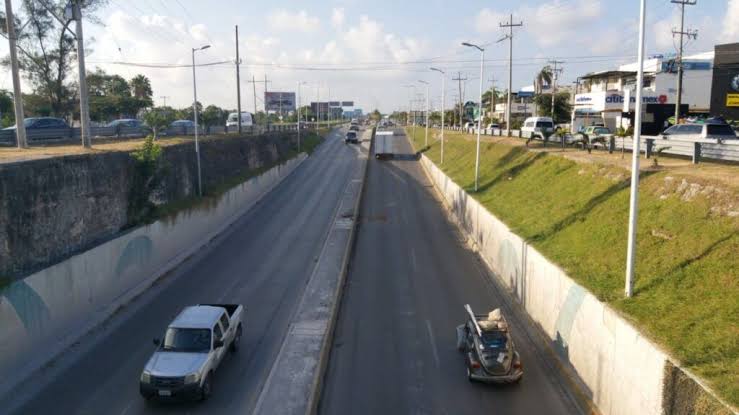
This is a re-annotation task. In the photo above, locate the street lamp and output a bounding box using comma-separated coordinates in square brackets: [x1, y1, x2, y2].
[402, 84, 416, 128]
[462, 42, 484, 192]
[625, 0, 648, 298]
[430, 67, 445, 164]
[418, 80, 430, 148]
[191, 44, 210, 197]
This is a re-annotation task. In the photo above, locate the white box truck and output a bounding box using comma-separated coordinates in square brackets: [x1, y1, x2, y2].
[374, 130, 396, 160]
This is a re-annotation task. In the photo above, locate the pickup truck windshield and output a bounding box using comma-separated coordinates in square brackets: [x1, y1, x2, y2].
[163, 328, 211, 352]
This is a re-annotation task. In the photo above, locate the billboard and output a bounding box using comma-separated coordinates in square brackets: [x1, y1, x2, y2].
[341, 101, 354, 107]
[329, 101, 341, 107]
[710, 43, 739, 118]
[265, 92, 296, 112]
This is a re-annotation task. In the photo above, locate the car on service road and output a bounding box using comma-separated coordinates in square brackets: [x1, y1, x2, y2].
[2, 117, 69, 131]
[660, 121, 737, 142]
[139, 304, 244, 401]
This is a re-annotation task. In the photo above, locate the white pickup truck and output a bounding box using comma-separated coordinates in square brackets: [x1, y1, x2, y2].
[139, 304, 244, 401]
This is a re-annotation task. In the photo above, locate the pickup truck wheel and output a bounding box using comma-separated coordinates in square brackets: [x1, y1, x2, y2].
[200, 374, 213, 401]
[466, 366, 474, 382]
[230, 325, 242, 352]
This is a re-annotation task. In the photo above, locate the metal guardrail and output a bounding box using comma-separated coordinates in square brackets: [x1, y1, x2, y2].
[421, 125, 739, 164]
[0, 123, 305, 146]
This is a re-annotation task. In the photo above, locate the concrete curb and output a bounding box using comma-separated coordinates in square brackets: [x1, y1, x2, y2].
[305, 127, 373, 415]
[0, 151, 311, 404]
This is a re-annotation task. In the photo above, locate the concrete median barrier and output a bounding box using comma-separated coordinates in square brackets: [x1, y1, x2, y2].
[0, 154, 306, 399]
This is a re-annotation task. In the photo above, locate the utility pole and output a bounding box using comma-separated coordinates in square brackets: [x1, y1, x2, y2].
[4, 0, 27, 148]
[73, 0, 91, 148]
[501, 15, 523, 136]
[431, 67, 446, 164]
[235, 25, 242, 134]
[452, 72, 467, 127]
[548, 60, 564, 120]
[419, 80, 429, 148]
[671, 0, 697, 125]
[252, 75, 257, 118]
[160, 96, 169, 107]
[488, 77, 498, 122]
[247, 76, 270, 126]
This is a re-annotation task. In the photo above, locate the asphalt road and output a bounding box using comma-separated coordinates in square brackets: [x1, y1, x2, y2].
[319, 128, 584, 415]
[5, 128, 362, 415]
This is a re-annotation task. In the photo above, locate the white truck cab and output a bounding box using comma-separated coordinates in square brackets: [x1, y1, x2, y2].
[139, 304, 243, 401]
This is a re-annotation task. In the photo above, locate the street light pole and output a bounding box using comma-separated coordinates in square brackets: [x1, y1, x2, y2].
[73, 0, 91, 149]
[419, 80, 429, 148]
[462, 42, 484, 192]
[430, 67, 445, 164]
[191, 44, 210, 197]
[625, 0, 647, 298]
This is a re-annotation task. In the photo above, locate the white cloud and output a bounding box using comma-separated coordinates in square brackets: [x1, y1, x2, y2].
[720, 0, 739, 43]
[474, 8, 506, 34]
[267, 9, 320, 33]
[523, 0, 603, 47]
[331, 8, 345, 29]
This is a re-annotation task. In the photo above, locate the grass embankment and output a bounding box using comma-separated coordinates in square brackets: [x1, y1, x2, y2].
[409, 129, 738, 410]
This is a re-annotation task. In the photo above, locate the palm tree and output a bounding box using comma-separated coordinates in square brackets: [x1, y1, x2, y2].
[130, 75, 153, 100]
[534, 65, 553, 95]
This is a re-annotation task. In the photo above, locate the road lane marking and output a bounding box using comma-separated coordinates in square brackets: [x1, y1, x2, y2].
[425, 320, 441, 369]
[411, 247, 417, 271]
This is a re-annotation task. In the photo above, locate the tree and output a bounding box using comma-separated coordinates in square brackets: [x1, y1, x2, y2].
[534, 92, 571, 123]
[370, 109, 381, 121]
[86, 69, 152, 121]
[201, 105, 225, 133]
[534, 65, 553, 95]
[0, 90, 14, 127]
[0, 0, 109, 119]
[143, 107, 174, 139]
[130, 74, 153, 103]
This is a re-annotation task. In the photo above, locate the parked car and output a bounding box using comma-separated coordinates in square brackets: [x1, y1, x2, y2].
[3, 117, 69, 130]
[487, 123, 500, 130]
[171, 120, 196, 129]
[139, 304, 244, 401]
[107, 119, 150, 136]
[660, 121, 737, 142]
[345, 130, 359, 144]
[521, 116, 555, 139]
[456, 304, 523, 383]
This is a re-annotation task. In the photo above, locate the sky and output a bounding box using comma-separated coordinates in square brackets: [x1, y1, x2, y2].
[1, 0, 739, 113]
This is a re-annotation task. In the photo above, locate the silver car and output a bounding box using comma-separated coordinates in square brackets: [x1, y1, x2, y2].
[661, 122, 737, 142]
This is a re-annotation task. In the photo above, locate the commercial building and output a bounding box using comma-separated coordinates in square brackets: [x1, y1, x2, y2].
[709, 43, 739, 121]
[571, 52, 713, 134]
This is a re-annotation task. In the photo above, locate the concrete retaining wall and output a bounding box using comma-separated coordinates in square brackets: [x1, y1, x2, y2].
[419, 155, 728, 415]
[0, 154, 306, 395]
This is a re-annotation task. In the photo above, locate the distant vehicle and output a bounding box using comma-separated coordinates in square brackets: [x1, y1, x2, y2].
[226, 112, 253, 129]
[170, 120, 196, 129]
[487, 123, 500, 130]
[107, 119, 144, 128]
[660, 121, 737, 142]
[107, 119, 150, 136]
[349, 125, 360, 132]
[345, 131, 359, 144]
[580, 126, 611, 137]
[521, 116, 555, 139]
[140, 304, 244, 401]
[456, 304, 523, 383]
[463, 122, 476, 130]
[2, 117, 69, 130]
[374, 130, 396, 160]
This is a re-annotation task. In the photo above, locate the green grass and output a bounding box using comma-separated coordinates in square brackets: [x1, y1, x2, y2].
[410, 129, 739, 410]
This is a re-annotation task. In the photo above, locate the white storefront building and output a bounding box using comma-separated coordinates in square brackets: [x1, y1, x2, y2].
[571, 52, 713, 134]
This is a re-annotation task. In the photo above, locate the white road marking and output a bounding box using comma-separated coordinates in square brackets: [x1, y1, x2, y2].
[410, 247, 417, 271]
[425, 320, 441, 369]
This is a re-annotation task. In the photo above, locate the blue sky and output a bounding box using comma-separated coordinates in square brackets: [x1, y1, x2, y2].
[2, 0, 738, 112]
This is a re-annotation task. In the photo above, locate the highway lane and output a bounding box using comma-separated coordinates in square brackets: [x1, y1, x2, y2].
[6, 128, 363, 415]
[319, 128, 584, 414]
